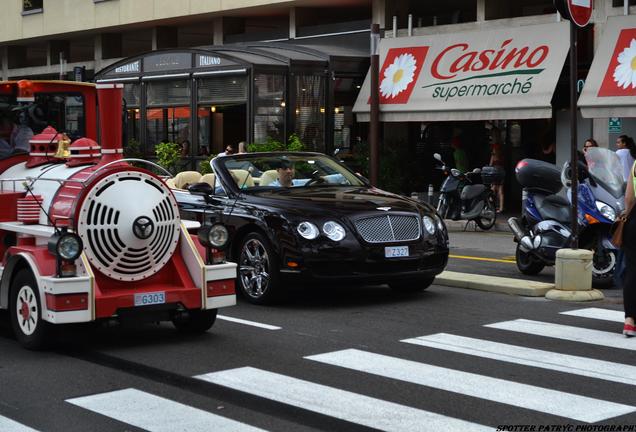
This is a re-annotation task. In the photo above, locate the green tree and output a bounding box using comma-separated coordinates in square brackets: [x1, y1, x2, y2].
[155, 141, 181, 175]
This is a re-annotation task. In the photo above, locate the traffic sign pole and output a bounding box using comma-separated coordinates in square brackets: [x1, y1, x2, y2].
[554, 0, 592, 248]
[569, 20, 579, 249]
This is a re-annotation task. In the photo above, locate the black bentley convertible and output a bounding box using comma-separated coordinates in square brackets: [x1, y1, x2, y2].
[173, 152, 449, 304]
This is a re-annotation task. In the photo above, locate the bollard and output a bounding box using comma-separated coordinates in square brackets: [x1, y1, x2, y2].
[428, 184, 434, 205]
[545, 249, 604, 301]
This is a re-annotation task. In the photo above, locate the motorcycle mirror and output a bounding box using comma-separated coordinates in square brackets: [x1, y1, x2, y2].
[433, 153, 442, 161]
[560, 162, 572, 188]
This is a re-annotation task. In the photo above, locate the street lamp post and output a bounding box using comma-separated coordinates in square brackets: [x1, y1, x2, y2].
[369, 23, 380, 187]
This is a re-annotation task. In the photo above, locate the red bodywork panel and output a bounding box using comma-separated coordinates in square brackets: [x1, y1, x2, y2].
[6, 246, 57, 276]
[93, 250, 202, 318]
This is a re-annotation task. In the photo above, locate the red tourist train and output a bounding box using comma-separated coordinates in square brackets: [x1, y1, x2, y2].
[0, 80, 236, 349]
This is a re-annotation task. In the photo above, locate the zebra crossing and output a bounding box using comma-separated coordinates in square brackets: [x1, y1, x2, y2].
[1, 307, 634, 431]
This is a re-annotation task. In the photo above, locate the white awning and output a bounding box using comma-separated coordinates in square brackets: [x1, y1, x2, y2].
[353, 22, 569, 122]
[579, 15, 636, 118]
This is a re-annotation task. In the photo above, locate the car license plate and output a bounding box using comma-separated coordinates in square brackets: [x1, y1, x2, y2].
[134, 292, 166, 307]
[385, 246, 409, 258]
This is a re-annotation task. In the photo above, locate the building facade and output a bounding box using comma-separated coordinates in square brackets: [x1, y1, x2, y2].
[1, 1, 635, 201]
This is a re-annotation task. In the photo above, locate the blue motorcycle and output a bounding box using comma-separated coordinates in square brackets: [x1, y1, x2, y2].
[508, 148, 624, 287]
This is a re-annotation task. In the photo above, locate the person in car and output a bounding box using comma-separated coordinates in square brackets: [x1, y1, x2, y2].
[271, 158, 295, 187]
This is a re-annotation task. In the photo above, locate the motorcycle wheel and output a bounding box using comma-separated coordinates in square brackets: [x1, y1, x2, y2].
[515, 243, 545, 275]
[475, 193, 497, 230]
[591, 247, 617, 288]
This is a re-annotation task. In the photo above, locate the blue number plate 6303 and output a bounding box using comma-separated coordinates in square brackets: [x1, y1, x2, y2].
[134, 292, 166, 307]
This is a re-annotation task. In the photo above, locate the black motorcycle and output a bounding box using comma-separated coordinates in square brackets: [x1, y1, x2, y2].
[433, 153, 498, 230]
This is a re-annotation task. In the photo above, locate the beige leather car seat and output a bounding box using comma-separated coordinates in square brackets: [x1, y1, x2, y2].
[200, 173, 216, 187]
[259, 169, 278, 186]
[173, 171, 202, 189]
[230, 169, 254, 188]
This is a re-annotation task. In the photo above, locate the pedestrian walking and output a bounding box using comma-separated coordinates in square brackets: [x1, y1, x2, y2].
[616, 135, 636, 182]
[489, 127, 505, 213]
[621, 160, 636, 337]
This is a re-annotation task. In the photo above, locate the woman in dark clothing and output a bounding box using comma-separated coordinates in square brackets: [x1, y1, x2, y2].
[623, 161, 636, 337]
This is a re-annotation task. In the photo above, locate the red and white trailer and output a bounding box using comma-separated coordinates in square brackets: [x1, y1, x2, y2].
[0, 81, 236, 349]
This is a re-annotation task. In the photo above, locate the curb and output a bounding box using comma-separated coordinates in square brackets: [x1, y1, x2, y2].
[434, 271, 553, 297]
[444, 219, 511, 233]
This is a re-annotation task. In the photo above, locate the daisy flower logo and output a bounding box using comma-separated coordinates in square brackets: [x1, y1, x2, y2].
[613, 38, 636, 89]
[380, 53, 417, 99]
[599, 28, 636, 97]
[376, 46, 429, 104]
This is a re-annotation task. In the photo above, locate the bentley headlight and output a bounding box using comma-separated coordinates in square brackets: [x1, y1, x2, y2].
[422, 216, 436, 235]
[323, 221, 346, 241]
[434, 214, 445, 233]
[297, 221, 319, 240]
[595, 201, 616, 222]
[48, 231, 83, 261]
[198, 223, 229, 249]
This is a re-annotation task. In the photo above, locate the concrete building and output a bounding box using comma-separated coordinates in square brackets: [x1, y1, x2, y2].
[1, 1, 635, 201]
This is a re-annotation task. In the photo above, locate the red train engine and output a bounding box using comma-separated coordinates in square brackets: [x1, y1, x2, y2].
[0, 81, 236, 349]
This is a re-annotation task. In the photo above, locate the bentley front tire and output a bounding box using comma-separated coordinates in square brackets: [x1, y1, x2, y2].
[172, 309, 217, 334]
[9, 269, 51, 350]
[389, 276, 434, 293]
[237, 232, 282, 304]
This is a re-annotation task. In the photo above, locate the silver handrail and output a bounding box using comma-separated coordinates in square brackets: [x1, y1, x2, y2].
[85, 158, 173, 183]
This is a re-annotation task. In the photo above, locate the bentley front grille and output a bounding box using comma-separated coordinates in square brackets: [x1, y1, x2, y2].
[353, 214, 421, 243]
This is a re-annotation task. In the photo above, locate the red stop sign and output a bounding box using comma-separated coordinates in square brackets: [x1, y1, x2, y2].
[567, 0, 593, 27]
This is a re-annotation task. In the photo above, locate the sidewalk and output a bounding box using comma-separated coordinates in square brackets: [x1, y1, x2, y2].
[443, 213, 512, 233]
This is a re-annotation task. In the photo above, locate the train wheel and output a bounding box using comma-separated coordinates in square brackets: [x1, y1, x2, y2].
[9, 269, 51, 350]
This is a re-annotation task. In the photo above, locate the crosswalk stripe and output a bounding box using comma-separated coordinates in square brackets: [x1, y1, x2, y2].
[66, 388, 266, 432]
[402, 333, 636, 386]
[0, 416, 39, 432]
[196, 367, 490, 432]
[560, 308, 624, 323]
[306, 349, 636, 423]
[486, 319, 636, 351]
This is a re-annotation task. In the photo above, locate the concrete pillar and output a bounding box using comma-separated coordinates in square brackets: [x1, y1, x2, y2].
[94, 34, 103, 72]
[289, 7, 296, 39]
[1, 46, 8, 81]
[476, 0, 485, 22]
[372, 0, 385, 29]
[213, 17, 223, 45]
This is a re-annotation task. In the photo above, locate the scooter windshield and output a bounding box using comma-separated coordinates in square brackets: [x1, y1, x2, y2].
[584, 147, 626, 198]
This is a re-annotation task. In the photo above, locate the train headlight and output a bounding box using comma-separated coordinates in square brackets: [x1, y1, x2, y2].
[198, 223, 230, 250]
[48, 230, 83, 261]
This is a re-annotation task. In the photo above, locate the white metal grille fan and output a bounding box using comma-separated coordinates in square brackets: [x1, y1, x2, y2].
[77, 171, 181, 281]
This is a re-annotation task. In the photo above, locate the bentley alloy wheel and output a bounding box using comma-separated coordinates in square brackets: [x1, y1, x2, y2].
[238, 232, 280, 304]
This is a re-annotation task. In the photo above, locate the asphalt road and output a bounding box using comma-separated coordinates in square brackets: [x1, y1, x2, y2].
[0, 283, 634, 431]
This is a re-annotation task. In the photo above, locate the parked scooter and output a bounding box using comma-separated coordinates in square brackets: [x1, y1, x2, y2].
[434, 153, 498, 230]
[507, 148, 624, 287]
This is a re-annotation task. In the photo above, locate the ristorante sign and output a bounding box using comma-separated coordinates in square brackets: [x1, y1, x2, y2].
[354, 22, 570, 121]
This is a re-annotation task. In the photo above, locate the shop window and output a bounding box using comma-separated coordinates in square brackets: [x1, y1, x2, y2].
[485, 0, 555, 20]
[253, 74, 286, 144]
[146, 80, 191, 107]
[145, 107, 191, 158]
[123, 83, 141, 107]
[22, 0, 42, 14]
[197, 76, 247, 104]
[613, 0, 636, 6]
[294, 75, 325, 152]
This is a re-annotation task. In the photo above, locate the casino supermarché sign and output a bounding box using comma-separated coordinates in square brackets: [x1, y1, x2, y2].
[354, 21, 570, 121]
